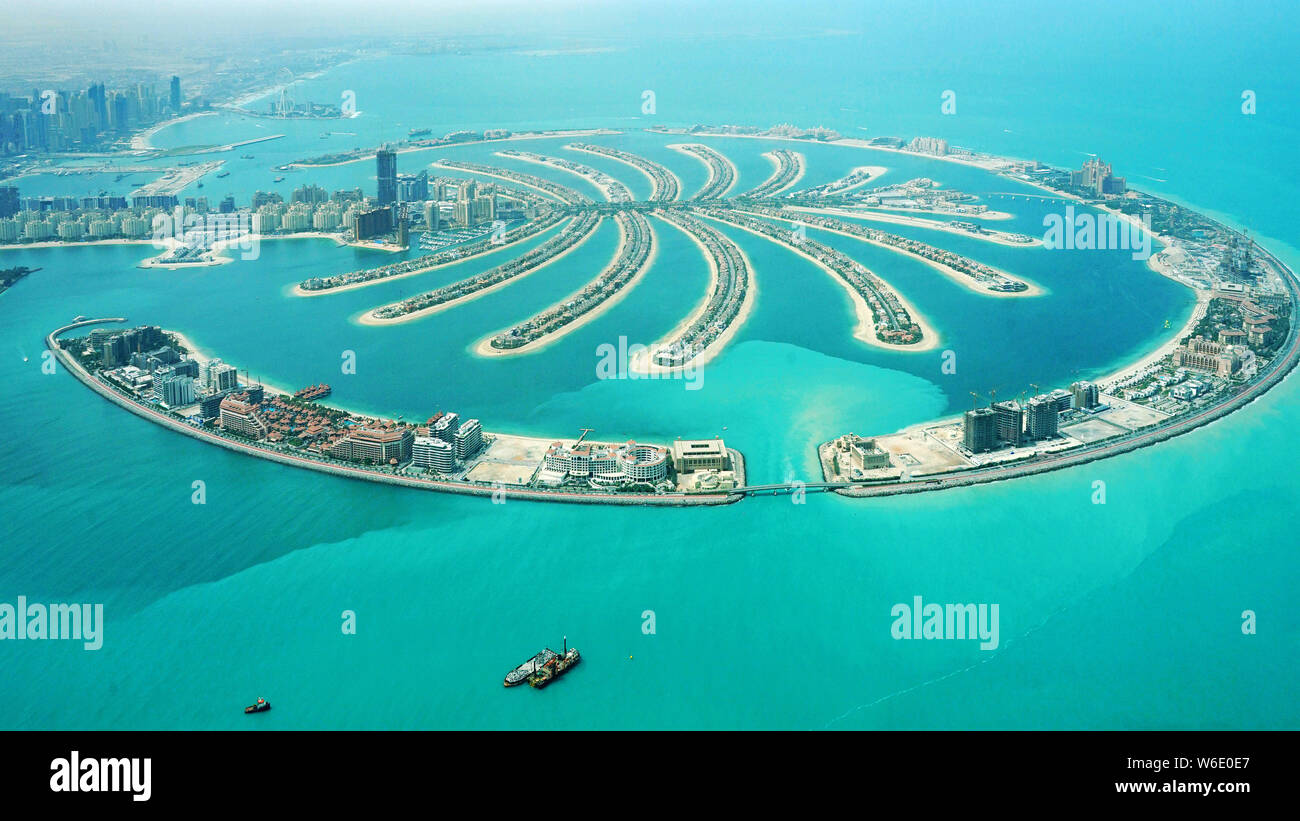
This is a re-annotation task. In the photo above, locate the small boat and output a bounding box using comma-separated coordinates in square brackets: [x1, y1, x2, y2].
[244, 698, 271, 714]
[273, 176, 285, 183]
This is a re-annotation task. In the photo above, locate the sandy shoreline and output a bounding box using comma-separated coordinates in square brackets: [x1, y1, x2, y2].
[630, 213, 759, 375]
[495, 151, 623, 201]
[130, 112, 219, 151]
[700, 212, 940, 353]
[748, 150, 806, 196]
[790, 205, 1033, 245]
[165, 328, 301, 402]
[1093, 290, 1209, 387]
[754, 209, 1045, 298]
[291, 220, 566, 297]
[821, 165, 889, 194]
[430, 161, 567, 202]
[290, 129, 624, 169]
[355, 216, 605, 326]
[667, 143, 739, 198]
[473, 215, 658, 357]
[565, 144, 684, 201]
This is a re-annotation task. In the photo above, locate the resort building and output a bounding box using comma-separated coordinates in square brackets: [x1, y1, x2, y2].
[670, 438, 728, 473]
[412, 435, 456, 474]
[541, 440, 669, 485]
[431, 412, 460, 443]
[616, 442, 670, 482]
[219, 397, 269, 439]
[831, 434, 893, 475]
[454, 419, 483, 460]
[328, 427, 414, 465]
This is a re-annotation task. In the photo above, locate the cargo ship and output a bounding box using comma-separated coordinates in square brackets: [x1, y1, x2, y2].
[526, 637, 580, 689]
[293, 383, 332, 401]
[529, 646, 580, 688]
[504, 648, 558, 687]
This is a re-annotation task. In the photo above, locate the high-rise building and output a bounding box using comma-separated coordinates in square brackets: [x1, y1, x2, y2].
[1025, 396, 1059, 440]
[423, 200, 440, 232]
[210, 363, 239, 392]
[453, 198, 473, 227]
[154, 372, 196, 407]
[962, 408, 997, 453]
[413, 435, 456, 474]
[397, 170, 428, 202]
[376, 149, 397, 206]
[0, 186, 19, 218]
[991, 400, 1024, 447]
[352, 206, 393, 240]
[1069, 158, 1125, 197]
[454, 418, 483, 460]
[472, 195, 496, 224]
[432, 412, 460, 443]
[169, 76, 181, 112]
[1070, 380, 1100, 410]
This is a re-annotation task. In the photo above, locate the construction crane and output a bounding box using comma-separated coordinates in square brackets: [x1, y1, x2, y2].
[969, 391, 981, 410]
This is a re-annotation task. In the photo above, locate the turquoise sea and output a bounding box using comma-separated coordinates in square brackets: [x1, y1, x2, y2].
[2, 1, 1297, 728]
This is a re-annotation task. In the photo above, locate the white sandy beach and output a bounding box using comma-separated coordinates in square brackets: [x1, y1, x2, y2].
[628, 212, 759, 376]
[748, 150, 806, 196]
[755, 209, 1045, 297]
[666, 143, 739, 198]
[565, 144, 684, 201]
[290, 129, 624, 169]
[472, 214, 658, 358]
[355, 216, 606, 326]
[698, 212, 941, 353]
[292, 220, 566, 297]
[790, 205, 1031, 245]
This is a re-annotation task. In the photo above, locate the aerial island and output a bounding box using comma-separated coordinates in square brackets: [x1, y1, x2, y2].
[35, 124, 1300, 506]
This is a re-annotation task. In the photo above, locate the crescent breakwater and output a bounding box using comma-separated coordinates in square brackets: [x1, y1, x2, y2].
[38, 130, 1300, 505]
[46, 319, 742, 506]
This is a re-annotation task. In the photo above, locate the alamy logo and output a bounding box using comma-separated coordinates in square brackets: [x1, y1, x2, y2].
[595, 336, 704, 391]
[1042, 205, 1152, 260]
[891, 596, 999, 651]
[151, 208, 260, 260]
[0, 596, 103, 650]
[50, 751, 151, 801]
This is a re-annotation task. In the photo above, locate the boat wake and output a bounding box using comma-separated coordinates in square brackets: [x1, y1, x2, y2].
[822, 603, 1072, 728]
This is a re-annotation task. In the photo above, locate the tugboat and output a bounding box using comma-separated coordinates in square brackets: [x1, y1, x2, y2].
[528, 637, 580, 689]
[243, 697, 271, 714]
[504, 648, 558, 687]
